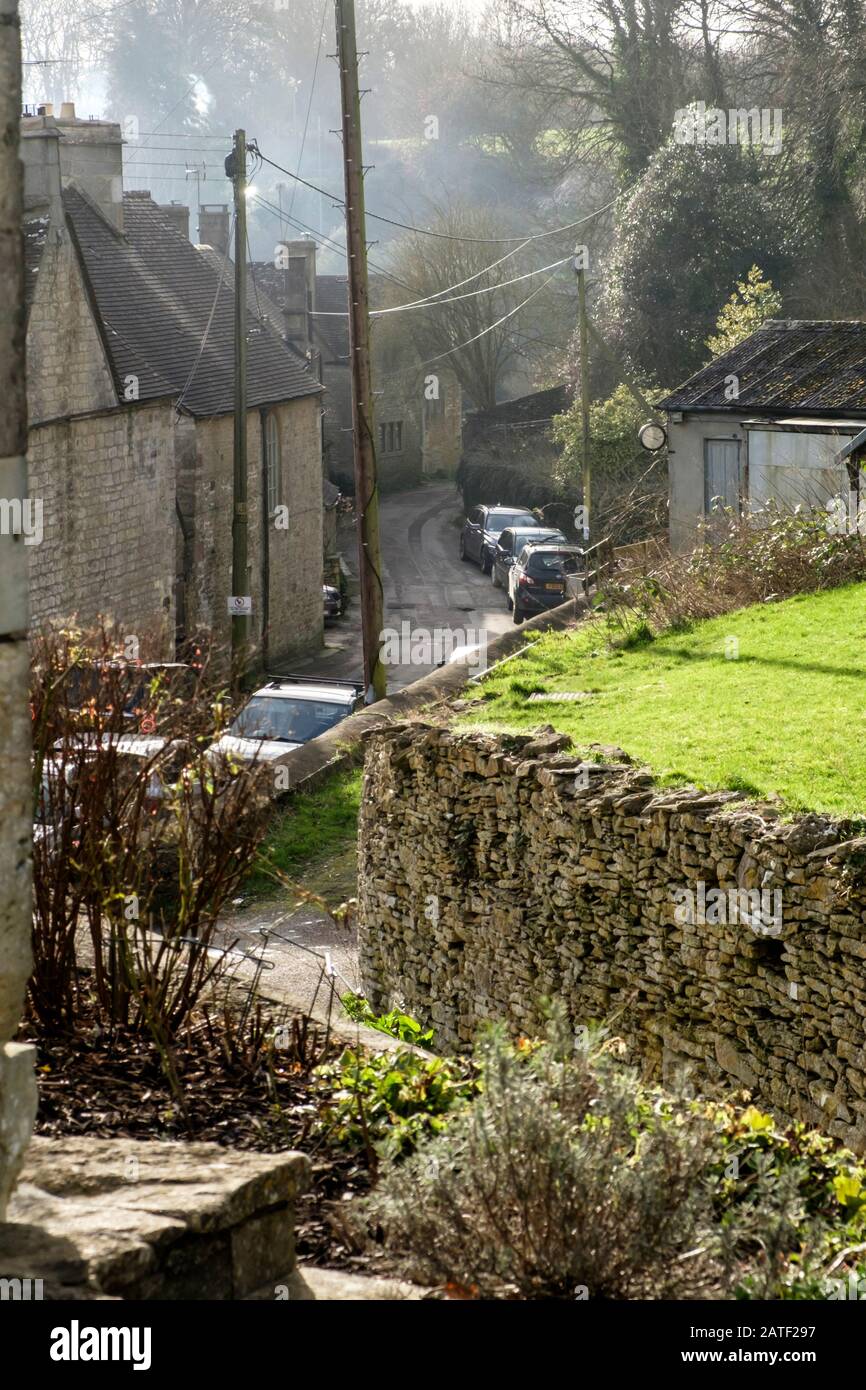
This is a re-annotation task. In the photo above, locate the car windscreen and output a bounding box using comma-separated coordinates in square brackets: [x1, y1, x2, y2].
[526, 550, 583, 577]
[488, 511, 537, 533]
[230, 695, 349, 743]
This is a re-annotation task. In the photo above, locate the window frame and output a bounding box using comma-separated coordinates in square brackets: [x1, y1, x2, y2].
[703, 437, 742, 516]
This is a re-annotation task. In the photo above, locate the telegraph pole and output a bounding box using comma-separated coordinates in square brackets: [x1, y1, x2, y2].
[335, 0, 385, 701]
[575, 253, 591, 544]
[228, 128, 249, 686]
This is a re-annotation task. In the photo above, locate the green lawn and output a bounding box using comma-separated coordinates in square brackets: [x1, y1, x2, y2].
[245, 766, 362, 900]
[462, 584, 866, 817]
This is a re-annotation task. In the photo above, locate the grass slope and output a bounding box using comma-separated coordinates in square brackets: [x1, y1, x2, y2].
[463, 583, 866, 817]
[246, 766, 362, 900]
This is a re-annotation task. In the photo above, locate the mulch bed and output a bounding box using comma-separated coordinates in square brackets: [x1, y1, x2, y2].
[18, 1005, 373, 1270]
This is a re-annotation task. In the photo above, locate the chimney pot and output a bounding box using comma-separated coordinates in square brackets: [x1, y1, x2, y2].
[59, 102, 75, 120]
[37, 102, 54, 117]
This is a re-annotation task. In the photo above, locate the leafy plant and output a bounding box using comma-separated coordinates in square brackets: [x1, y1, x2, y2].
[340, 992, 434, 1047]
[706, 265, 782, 357]
[314, 1045, 479, 1162]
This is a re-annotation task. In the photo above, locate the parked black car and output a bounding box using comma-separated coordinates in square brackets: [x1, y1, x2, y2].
[491, 525, 567, 601]
[511, 543, 585, 623]
[459, 504, 539, 574]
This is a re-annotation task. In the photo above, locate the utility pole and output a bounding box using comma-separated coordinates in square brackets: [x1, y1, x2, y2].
[227, 128, 249, 687]
[575, 253, 591, 545]
[335, 0, 385, 701]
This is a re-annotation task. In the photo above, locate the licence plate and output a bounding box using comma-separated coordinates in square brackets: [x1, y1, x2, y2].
[545, 583, 564, 591]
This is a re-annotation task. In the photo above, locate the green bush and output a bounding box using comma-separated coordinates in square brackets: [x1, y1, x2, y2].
[314, 1045, 479, 1162]
[345, 1018, 866, 1300]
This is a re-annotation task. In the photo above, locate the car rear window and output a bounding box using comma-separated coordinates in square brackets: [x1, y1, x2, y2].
[491, 511, 537, 531]
[526, 550, 583, 577]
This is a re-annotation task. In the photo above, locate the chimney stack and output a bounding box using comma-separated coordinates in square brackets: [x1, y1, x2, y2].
[158, 201, 190, 241]
[20, 104, 124, 231]
[279, 239, 317, 348]
[198, 204, 230, 257]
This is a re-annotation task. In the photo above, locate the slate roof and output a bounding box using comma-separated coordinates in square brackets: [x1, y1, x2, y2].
[660, 321, 866, 418]
[63, 187, 321, 417]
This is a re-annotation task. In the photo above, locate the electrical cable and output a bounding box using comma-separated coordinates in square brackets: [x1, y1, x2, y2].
[288, 0, 329, 221]
[174, 210, 235, 413]
[379, 270, 564, 386]
[311, 255, 571, 317]
[250, 146, 619, 245]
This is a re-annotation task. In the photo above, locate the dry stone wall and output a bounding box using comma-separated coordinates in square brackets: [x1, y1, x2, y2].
[358, 723, 866, 1152]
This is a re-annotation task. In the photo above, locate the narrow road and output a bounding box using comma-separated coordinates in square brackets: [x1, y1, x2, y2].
[285, 481, 515, 692]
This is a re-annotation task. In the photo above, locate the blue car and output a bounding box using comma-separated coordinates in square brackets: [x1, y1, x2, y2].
[459, 504, 539, 574]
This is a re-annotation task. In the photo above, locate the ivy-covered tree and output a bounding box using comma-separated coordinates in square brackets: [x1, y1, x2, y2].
[601, 139, 792, 386]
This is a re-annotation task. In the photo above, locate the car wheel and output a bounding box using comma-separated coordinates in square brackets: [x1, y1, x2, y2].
[459, 534, 470, 561]
[513, 599, 524, 624]
[491, 566, 501, 588]
[481, 547, 493, 575]
[506, 593, 513, 610]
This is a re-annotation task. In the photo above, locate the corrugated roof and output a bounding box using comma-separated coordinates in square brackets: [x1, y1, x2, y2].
[63, 187, 321, 416]
[660, 321, 866, 417]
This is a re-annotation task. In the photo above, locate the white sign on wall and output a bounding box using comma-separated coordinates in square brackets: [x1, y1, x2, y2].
[227, 596, 252, 616]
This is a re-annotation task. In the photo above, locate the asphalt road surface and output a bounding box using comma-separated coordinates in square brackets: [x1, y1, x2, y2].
[284, 481, 515, 692]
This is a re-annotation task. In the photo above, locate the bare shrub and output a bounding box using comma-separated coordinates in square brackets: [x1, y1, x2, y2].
[29, 621, 271, 1040]
[607, 502, 866, 634]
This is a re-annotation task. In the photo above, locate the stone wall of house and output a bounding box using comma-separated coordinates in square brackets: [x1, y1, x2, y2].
[359, 723, 866, 1153]
[422, 369, 462, 477]
[27, 403, 176, 651]
[26, 232, 117, 426]
[188, 399, 323, 671]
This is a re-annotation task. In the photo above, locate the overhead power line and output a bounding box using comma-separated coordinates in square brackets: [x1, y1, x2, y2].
[380, 270, 562, 387]
[289, 0, 328, 221]
[311, 255, 571, 317]
[250, 145, 618, 245]
[252, 191, 570, 314]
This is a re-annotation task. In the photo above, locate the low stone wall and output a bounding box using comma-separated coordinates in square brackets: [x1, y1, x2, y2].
[358, 724, 866, 1152]
[1, 1136, 310, 1299]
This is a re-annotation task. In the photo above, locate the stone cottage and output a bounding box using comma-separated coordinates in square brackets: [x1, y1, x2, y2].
[248, 239, 463, 493]
[20, 106, 325, 670]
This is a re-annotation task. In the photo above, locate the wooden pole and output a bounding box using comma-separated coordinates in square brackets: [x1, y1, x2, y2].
[335, 0, 385, 701]
[230, 128, 249, 686]
[576, 262, 591, 543]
